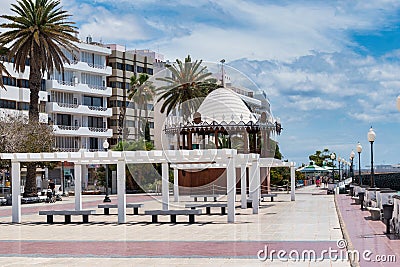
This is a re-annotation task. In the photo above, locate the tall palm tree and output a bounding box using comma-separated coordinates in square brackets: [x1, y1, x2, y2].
[128, 73, 155, 139]
[156, 55, 220, 119]
[0, 0, 78, 197]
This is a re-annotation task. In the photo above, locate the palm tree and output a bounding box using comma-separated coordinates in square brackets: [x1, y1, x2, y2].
[128, 73, 155, 139]
[156, 55, 220, 120]
[0, 0, 78, 197]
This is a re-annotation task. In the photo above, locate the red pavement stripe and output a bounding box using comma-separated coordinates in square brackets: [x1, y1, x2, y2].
[0, 241, 339, 258]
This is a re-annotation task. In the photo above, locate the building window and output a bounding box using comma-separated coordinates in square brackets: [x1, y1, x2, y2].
[109, 119, 118, 126]
[147, 68, 153, 75]
[56, 114, 72, 126]
[89, 137, 99, 150]
[0, 99, 16, 109]
[41, 79, 46, 91]
[126, 120, 135, 127]
[125, 64, 134, 72]
[137, 66, 144, 73]
[83, 96, 103, 107]
[149, 122, 154, 129]
[117, 62, 124, 70]
[88, 116, 103, 128]
[2, 77, 16, 86]
[17, 102, 29, 110]
[109, 81, 123, 89]
[19, 79, 29, 88]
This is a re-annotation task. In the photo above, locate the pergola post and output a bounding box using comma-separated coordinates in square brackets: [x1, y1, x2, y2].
[240, 164, 247, 209]
[162, 163, 169, 210]
[117, 160, 126, 224]
[173, 168, 179, 202]
[290, 163, 296, 201]
[249, 161, 259, 214]
[11, 161, 21, 223]
[74, 164, 82, 210]
[226, 156, 236, 223]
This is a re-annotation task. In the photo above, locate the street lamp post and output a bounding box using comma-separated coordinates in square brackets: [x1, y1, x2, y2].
[341, 158, 345, 180]
[350, 151, 355, 178]
[330, 153, 336, 181]
[368, 127, 376, 187]
[220, 59, 226, 87]
[356, 142, 362, 185]
[103, 139, 111, 202]
[338, 156, 341, 181]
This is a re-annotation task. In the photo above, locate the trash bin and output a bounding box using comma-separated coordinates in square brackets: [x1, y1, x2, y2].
[358, 192, 365, 210]
[383, 204, 394, 234]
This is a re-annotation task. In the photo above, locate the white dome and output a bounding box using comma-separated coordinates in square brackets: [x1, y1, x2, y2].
[197, 88, 257, 123]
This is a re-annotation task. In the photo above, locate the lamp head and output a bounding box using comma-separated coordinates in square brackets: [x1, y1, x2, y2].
[330, 153, 336, 160]
[356, 142, 362, 153]
[350, 150, 355, 159]
[368, 127, 376, 143]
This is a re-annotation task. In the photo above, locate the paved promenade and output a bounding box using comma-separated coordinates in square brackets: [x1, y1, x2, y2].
[0, 186, 348, 266]
[336, 193, 400, 266]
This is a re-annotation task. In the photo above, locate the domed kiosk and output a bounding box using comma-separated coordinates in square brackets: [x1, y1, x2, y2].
[164, 87, 282, 195]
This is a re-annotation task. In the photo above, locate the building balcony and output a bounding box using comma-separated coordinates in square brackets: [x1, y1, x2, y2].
[46, 80, 112, 97]
[64, 60, 112, 76]
[46, 102, 112, 117]
[53, 125, 113, 138]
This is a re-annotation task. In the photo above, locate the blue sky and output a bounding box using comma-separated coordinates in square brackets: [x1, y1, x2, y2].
[2, 0, 400, 167]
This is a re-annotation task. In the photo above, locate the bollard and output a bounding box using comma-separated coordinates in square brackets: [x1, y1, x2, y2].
[358, 192, 365, 210]
[349, 185, 354, 197]
[383, 204, 394, 234]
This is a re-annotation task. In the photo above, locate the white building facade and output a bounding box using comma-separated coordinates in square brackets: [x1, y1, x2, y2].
[46, 41, 113, 152]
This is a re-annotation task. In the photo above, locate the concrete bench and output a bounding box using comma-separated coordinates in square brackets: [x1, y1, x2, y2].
[261, 193, 278, 202]
[98, 203, 143, 215]
[190, 195, 221, 202]
[185, 203, 227, 215]
[144, 209, 202, 223]
[39, 210, 96, 223]
[366, 207, 381, 220]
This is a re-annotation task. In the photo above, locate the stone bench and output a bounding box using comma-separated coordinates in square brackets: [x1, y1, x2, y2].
[185, 203, 227, 215]
[98, 203, 143, 215]
[190, 195, 221, 202]
[144, 209, 202, 223]
[39, 210, 96, 223]
[261, 193, 278, 202]
[366, 207, 381, 220]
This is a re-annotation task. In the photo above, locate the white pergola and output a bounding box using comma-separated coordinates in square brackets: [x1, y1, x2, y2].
[0, 149, 296, 224]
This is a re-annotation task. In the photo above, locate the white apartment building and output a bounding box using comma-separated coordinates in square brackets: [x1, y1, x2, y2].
[1, 39, 113, 190]
[47, 40, 113, 152]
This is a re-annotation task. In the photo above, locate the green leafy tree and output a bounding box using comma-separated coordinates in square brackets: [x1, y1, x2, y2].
[270, 144, 290, 185]
[128, 73, 155, 139]
[156, 55, 220, 119]
[308, 148, 333, 166]
[0, 0, 78, 197]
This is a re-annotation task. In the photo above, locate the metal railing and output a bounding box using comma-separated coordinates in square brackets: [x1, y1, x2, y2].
[57, 102, 79, 109]
[88, 106, 108, 111]
[57, 125, 80, 131]
[88, 127, 108, 132]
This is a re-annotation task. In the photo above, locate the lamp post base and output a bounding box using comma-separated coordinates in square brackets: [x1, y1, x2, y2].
[103, 195, 111, 202]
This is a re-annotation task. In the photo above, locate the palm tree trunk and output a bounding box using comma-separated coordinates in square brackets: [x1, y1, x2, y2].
[24, 66, 42, 197]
